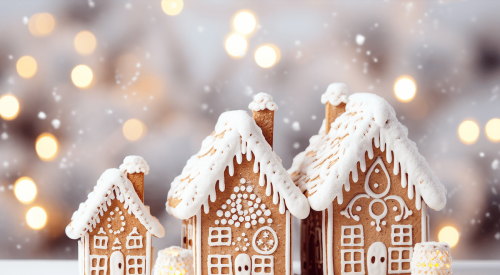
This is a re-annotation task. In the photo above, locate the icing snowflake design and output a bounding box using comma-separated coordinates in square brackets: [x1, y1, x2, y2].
[253, 227, 278, 254]
[233, 232, 251, 251]
[107, 207, 125, 235]
[214, 178, 272, 229]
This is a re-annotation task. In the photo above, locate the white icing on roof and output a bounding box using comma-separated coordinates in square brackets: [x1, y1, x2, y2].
[289, 93, 447, 211]
[167, 110, 309, 220]
[320, 83, 349, 106]
[119, 155, 150, 175]
[153, 246, 194, 275]
[66, 168, 165, 239]
[248, 93, 278, 111]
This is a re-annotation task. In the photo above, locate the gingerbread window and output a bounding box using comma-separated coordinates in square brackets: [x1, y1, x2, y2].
[126, 227, 143, 249]
[391, 225, 412, 246]
[94, 236, 108, 249]
[90, 255, 107, 275]
[208, 227, 231, 246]
[126, 256, 146, 275]
[340, 249, 365, 275]
[388, 247, 412, 274]
[252, 255, 274, 275]
[341, 225, 364, 246]
[208, 255, 232, 275]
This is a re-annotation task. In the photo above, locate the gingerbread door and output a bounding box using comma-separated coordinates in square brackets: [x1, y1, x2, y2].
[367, 242, 387, 275]
[110, 251, 125, 275]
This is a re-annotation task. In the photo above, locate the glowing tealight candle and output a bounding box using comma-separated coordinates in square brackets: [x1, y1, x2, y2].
[438, 226, 459, 247]
[71, 65, 93, 88]
[233, 11, 256, 34]
[26, 206, 47, 230]
[485, 118, 500, 142]
[0, 95, 20, 120]
[458, 120, 480, 144]
[254, 45, 280, 68]
[225, 34, 247, 58]
[17, 56, 38, 79]
[161, 0, 184, 16]
[14, 177, 37, 204]
[394, 76, 417, 102]
[123, 119, 146, 141]
[36, 133, 59, 161]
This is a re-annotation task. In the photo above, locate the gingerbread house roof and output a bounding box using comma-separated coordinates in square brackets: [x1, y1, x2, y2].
[288, 93, 447, 212]
[166, 110, 310, 220]
[65, 168, 165, 239]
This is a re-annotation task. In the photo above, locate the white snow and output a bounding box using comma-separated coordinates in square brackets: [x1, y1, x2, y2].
[356, 34, 366, 46]
[167, 110, 310, 220]
[320, 83, 349, 106]
[65, 168, 164, 239]
[119, 155, 150, 175]
[289, 93, 447, 211]
[38, 112, 46, 120]
[248, 93, 278, 111]
[492, 159, 499, 170]
[52, 119, 60, 129]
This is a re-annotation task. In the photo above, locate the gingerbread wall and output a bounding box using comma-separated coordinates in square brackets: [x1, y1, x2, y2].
[200, 154, 290, 275]
[331, 143, 422, 275]
[88, 197, 149, 275]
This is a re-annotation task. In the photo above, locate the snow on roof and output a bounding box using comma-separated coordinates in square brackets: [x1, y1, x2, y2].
[248, 93, 278, 111]
[166, 110, 310, 220]
[321, 83, 349, 106]
[289, 93, 447, 211]
[66, 168, 165, 239]
[119, 155, 150, 175]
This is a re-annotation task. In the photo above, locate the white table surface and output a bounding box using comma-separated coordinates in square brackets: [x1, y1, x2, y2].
[1, 260, 499, 275]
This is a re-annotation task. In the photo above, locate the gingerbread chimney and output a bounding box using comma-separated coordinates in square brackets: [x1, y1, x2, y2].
[321, 83, 349, 134]
[248, 93, 278, 149]
[119, 155, 150, 202]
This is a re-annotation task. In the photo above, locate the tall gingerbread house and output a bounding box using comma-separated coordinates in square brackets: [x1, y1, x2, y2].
[167, 93, 310, 275]
[66, 156, 165, 275]
[289, 84, 447, 275]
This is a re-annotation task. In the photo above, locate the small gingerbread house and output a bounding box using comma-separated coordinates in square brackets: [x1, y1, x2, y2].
[66, 156, 165, 275]
[166, 93, 310, 275]
[289, 84, 447, 275]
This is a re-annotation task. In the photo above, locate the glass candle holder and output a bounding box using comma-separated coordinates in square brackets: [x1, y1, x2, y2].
[153, 246, 194, 275]
[411, 242, 452, 275]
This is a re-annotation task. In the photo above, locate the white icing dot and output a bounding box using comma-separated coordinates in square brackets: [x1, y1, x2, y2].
[248, 201, 253, 206]
[374, 183, 379, 188]
[393, 206, 397, 211]
[264, 210, 271, 216]
[231, 202, 235, 207]
[239, 217, 244, 222]
[243, 247, 247, 251]
[243, 210, 248, 215]
[245, 222, 251, 228]
[251, 214, 257, 219]
[245, 216, 251, 221]
[242, 233, 245, 236]
[122, 222, 125, 226]
[225, 211, 231, 217]
[120, 216, 124, 220]
[249, 207, 255, 213]
[235, 222, 241, 227]
[228, 219, 234, 225]
[247, 186, 253, 192]
[221, 219, 227, 225]
[232, 242, 235, 245]
[238, 210, 243, 215]
[246, 243, 250, 246]
[237, 194, 242, 198]
[237, 205, 242, 211]
[230, 194, 236, 200]
[259, 217, 265, 224]
[232, 215, 238, 220]
[243, 194, 248, 199]
[236, 198, 242, 204]
[382, 221, 387, 225]
[260, 204, 266, 210]
[107, 218, 111, 221]
[226, 199, 231, 204]
[241, 186, 246, 192]
[237, 237, 241, 241]
[234, 187, 240, 192]
[215, 220, 220, 225]
[222, 204, 227, 209]
[115, 207, 119, 211]
[119, 211, 122, 215]
[110, 211, 114, 215]
[256, 198, 261, 203]
[107, 224, 111, 228]
[217, 210, 223, 217]
[267, 218, 273, 224]
[256, 210, 263, 216]
[375, 168, 380, 173]
[251, 220, 257, 225]
[240, 178, 246, 184]
[244, 238, 248, 242]
[109, 229, 113, 233]
[253, 204, 259, 209]
[120, 227, 124, 231]
[371, 221, 375, 226]
[250, 194, 256, 200]
[235, 247, 239, 251]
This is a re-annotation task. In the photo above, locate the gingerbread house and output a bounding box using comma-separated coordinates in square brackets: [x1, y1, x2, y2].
[66, 156, 165, 275]
[288, 84, 447, 275]
[166, 93, 310, 275]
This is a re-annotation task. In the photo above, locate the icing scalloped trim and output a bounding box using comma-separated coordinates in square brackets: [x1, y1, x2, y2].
[248, 93, 278, 111]
[119, 155, 150, 175]
[320, 83, 349, 106]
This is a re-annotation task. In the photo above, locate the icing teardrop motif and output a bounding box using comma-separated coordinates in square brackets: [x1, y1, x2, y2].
[365, 156, 391, 199]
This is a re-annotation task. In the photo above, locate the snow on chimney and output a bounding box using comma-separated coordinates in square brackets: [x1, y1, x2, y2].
[119, 156, 150, 202]
[321, 83, 349, 134]
[248, 93, 278, 149]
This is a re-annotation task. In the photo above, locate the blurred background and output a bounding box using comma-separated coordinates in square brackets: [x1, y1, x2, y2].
[0, 0, 499, 260]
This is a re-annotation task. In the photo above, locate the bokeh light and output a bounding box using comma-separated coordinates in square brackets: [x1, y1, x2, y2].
[74, 31, 97, 55]
[14, 177, 37, 204]
[254, 45, 280, 68]
[28, 13, 55, 37]
[71, 65, 93, 88]
[233, 11, 256, 34]
[225, 34, 247, 58]
[26, 207, 47, 230]
[458, 120, 480, 144]
[394, 76, 417, 102]
[36, 133, 59, 161]
[0, 95, 20, 120]
[16, 56, 38, 79]
[485, 118, 500, 142]
[161, 0, 184, 16]
[123, 119, 146, 141]
[438, 226, 459, 248]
